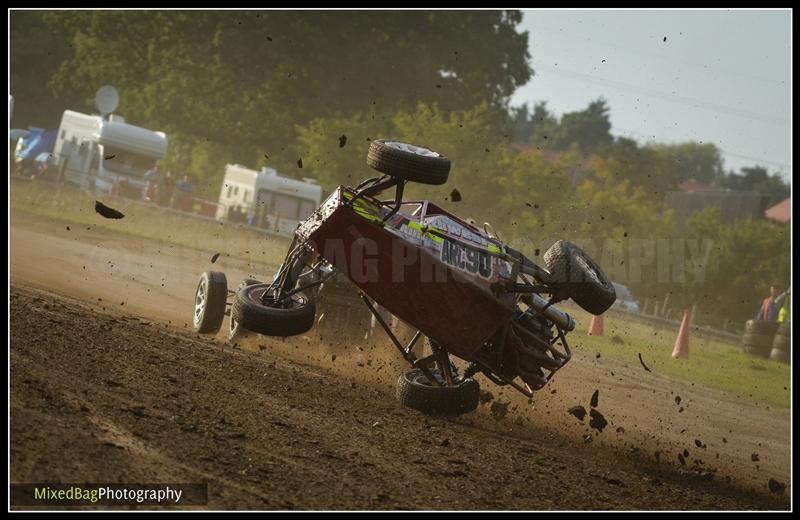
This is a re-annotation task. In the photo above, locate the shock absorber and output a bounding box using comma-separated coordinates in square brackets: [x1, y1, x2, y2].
[463, 362, 480, 380]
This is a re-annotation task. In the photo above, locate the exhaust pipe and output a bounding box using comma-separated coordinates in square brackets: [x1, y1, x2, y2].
[526, 292, 575, 332]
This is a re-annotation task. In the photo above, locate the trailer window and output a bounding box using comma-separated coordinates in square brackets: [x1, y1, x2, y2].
[275, 194, 301, 219]
[101, 146, 158, 177]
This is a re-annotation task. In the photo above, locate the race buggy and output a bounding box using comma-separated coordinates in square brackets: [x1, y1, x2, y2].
[193, 140, 616, 416]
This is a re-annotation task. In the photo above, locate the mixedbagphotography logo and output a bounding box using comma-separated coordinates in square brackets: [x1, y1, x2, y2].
[10, 483, 208, 507]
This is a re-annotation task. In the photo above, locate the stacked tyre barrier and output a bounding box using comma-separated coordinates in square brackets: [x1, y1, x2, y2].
[769, 323, 791, 364]
[741, 320, 779, 359]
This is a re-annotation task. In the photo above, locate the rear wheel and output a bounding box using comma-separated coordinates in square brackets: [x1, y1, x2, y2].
[366, 139, 450, 185]
[232, 283, 316, 337]
[193, 271, 227, 334]
[396, 368, 479, 416]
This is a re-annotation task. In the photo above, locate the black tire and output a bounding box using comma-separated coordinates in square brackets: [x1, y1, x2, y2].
[238, 278, 261, 290]
[366, 139, 450, 185]
[744, 320, 780, 335]
[742, 345, 760, 357]
[229, 278, 262, 342]
[543, 240, 616, 315]
[396, 368, 479, 416]
[776, 323, 790, 338]
[742, 332, 775, 349]
[771, 333, 790, 351]
[769, 347, 790, 364]
[742, 333, 772, 358]
[232, 283, 316, 337]
[742, 345, 770, 359]
[193, 271, 228, 334]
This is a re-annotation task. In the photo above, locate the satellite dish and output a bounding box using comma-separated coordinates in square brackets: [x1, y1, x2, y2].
[95, 85, 119, 116]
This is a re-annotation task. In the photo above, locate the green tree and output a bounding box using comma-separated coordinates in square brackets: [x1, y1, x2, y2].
[720, 166, 789, 207]
[296, 101, 511, 219]
[12, 11, 531, 175]
[10, 11, 83, 128]
[682, 207, 790, 329]
[648, 141, 725, 187]
[531, 98, 613, 153]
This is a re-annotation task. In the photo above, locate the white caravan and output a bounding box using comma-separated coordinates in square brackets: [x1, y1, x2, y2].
[52, 110, 168, 193]
[217, 164, 323, 236]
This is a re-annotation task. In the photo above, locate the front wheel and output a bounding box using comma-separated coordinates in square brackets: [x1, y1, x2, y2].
[544, 240, 616, 315]
[231, 283, 316, 337]
[396, 368, 479, 416]
[193, 271, 228, 334]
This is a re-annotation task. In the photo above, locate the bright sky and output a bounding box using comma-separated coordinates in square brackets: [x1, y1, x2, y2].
[510, 9, 792, 181]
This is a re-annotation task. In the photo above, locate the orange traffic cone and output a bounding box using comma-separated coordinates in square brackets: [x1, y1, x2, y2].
[672, 309, 691, 359]
[588, 314, 604, 336]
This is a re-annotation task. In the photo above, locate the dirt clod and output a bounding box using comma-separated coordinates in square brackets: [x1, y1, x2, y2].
[589, 409, 608, 432]
[568, 405, 587, 421]
[94, 201, 124, 219]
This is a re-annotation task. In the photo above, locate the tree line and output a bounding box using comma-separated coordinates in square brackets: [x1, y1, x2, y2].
[10, 10, 790, 329]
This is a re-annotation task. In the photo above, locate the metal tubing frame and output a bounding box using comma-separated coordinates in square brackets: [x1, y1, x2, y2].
[359, 294, 443, 387]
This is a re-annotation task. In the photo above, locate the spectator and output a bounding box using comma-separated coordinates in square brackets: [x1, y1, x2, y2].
[143, 162, 163, 202]
[756, 285, 789, 322]
[158, 171, 176, 207]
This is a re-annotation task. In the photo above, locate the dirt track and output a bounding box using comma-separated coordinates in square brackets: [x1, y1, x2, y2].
[10, 210, 791, 510]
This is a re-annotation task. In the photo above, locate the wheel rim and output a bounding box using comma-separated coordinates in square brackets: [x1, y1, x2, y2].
[410, 370, 446, 387]
[383, 141, 440, 158]
[248, 285, 308, 309]
[575, 255, 603, 285]
[193, 276, 207, 327]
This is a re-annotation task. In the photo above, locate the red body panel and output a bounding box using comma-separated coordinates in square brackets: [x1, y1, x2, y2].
[297, 188, 516, 359]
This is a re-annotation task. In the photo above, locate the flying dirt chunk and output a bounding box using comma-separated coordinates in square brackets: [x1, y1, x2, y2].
[768, 478, 786, 495]
[338, 134, 347, 148]
[590, 390, 599, 408]
[568, 405, 587, 421]
[490, 401, 508, 420]
[94, 201, 124, 220]
[588, 408, 608, 432]
[211, 253, 221, 264]
[638, 353, 652, 372]
[450, 189, 462, 202]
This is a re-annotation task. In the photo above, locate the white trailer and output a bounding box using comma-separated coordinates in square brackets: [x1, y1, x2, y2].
[217, 164, 323, 236]
[52, 110, 168, 193]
